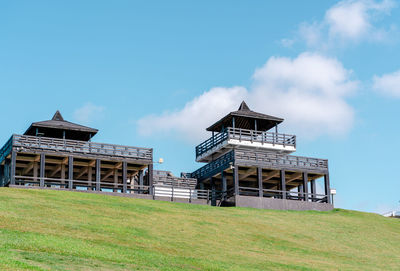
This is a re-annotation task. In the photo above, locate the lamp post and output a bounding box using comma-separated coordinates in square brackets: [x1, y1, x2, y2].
[330, 188, 337, 207]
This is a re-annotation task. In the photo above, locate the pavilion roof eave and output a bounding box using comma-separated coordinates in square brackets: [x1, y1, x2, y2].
[206, 111, 284, 132]
[25, 120, 99, 134]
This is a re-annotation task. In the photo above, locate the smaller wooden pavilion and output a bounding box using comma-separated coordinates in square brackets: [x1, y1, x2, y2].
[0, 111, 154, 193]
[191, 101, 333, 211]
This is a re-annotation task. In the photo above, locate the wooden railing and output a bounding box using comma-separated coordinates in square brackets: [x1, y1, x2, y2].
[195, 127, 296, 158]
[0, 136, 13, 164]
[14, 176, 151, 193]
[192, 149, 328, 181]
[234, 149, 328, 171]
[195, 131, 229, 158]
[238, 186, 328, 203]
[153, 175, 197, 189]
[12, 176, 228, 204]
[191, 150, 235, 180]
[11, 134, 153, 160]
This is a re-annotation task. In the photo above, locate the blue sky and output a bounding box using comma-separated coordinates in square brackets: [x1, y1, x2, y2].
[1, 0, 399, 213]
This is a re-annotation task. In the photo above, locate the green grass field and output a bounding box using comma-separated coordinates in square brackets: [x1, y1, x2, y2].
[0, 188, 399, 270]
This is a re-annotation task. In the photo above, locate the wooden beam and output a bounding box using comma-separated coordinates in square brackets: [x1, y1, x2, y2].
[101, 168, 114, 181]
[76, 167, 89, 179]
[20, 155, 40, 176]
[239, 168, 257, 180]
[262, 170, 280, 181]
[49, 157, 69, 177]
[21, 162, 34, 176]
[286, 172, 302, 183]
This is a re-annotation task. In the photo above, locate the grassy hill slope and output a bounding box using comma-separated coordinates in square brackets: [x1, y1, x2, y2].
[0, 188, 399, 270]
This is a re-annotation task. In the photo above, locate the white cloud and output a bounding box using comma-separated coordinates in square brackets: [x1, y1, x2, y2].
[280, 38, 295, 48]
[137, 87, 247, 140]
[373, 70, 400, 98]
[294, 0, 396, 49]
[73, 103, 105, 124]
[137, 53, 358, 142]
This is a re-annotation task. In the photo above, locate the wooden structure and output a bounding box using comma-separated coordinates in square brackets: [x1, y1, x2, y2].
[0, 106, 333, 210]
[0, 111, 154, 193]
[190, 102, 333, 211]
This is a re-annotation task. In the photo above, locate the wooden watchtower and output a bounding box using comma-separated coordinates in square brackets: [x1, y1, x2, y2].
[0, 111, 154, 193]
[191, 101, 333, 211]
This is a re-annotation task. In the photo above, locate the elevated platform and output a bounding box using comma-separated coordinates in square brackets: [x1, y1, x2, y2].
[196, 128, 296, 162]
[192, 148, 328, 182]
[0, 134, 153, 165]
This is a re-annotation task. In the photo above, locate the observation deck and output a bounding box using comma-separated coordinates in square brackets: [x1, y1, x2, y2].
[196, 127, 296, 162]
[0, 134, 153, 165]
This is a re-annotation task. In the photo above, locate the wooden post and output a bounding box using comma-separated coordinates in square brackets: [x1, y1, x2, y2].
[280, 170, 286, 199]
[234, 165, 239, 196]
[68, 156, 73, 189]
[96, 159, 101, 191]
[138, 170, 144, 194]
[148, 163, 153, 195]
[221, 171, 227, 200]
[211, 178, 216, 206]
[0, 165, 3, 186]
[10, 151, 16, 185]
[310, 179, 316, 202]
[33, 162, 38, 184]
[113, 168, 118, 192]
[298, 185, 303, 200]
[61, 162, 66, 187]
[324, 173, 331, 204]
[303, 172, 309, 201]
[39, 153, 45, 187]
[88, 165, 92, 190]
[122, 161, 127, 193]
[257, 167, 263, 198]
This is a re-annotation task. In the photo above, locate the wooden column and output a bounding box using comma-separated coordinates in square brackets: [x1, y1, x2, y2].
[303, 172, 309, 201]
[324, 173, 331, 204]
[95, 159, 101, 191]
[68, 156, 73, 189]
[221, 171, 227, 200]
[10, 151, 16, 185]
[33, 162, 38, 184]
[148, 163, 153, 195]
[298, 184, 303, 200]
[210, 178, 216, 206]
[113, 168, 118, 192]
[310, 179, 316, 202]
[257, 167, 263, 198]
[88, 165, 92, 190]
[138, 170, 144, 194]
[122, 161, 127, 193]
[39, 153, 45, 187]
[233, 165, 239, 196]
[0, 165, 4, 186]
[61, 163, 66, 186]
[280, 170, 286, 199]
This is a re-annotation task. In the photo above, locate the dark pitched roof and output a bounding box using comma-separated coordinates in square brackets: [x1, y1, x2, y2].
[24, 111, 98, 137]
[206, 101, 284, 132]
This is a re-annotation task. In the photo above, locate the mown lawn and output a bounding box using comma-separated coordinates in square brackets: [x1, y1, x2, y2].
[0, 188, 399, 270]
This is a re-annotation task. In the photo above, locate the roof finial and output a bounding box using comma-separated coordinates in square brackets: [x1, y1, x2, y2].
[238, 101, 250, 111]
[52, 110, 64, 121]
